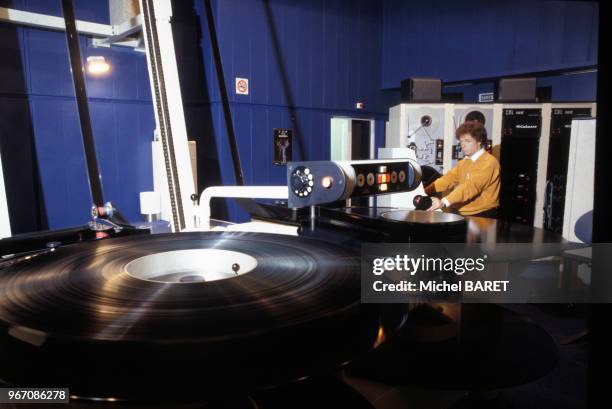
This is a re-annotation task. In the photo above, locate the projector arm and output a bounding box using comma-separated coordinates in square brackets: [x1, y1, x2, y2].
[196, 186, 289, 230]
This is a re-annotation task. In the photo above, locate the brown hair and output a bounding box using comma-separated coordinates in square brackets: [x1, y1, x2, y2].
[455, 121, 487, 143]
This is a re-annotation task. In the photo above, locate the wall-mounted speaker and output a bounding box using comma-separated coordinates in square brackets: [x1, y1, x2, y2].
[401, 78, 442, 102]
[497, 77, 536, 102]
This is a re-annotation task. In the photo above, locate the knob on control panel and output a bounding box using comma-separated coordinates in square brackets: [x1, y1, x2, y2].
[321, 176, 334, 189]
[290, 166, 314, 197]
[357, 174, 365, 187]
[366, 173, 375, 186]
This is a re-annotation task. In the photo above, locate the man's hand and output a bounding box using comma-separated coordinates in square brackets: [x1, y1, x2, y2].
[424, 183, 436, 196]
[427, 197, 444, 211]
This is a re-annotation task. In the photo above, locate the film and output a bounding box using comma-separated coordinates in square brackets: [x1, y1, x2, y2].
[0, 232, 402, 402]
[406, 107, 446, 173]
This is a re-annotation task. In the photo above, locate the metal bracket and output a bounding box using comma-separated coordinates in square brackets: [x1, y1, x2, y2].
[92, 14, 145, 51]
[0, 6, 144, 51]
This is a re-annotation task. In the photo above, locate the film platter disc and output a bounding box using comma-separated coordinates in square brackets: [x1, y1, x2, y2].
[0, 232, 400, 402]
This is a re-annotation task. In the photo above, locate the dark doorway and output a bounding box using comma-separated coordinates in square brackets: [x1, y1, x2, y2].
[350, 119, 372, 207]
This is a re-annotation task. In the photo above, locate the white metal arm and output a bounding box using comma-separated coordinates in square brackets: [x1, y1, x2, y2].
[197, 186, 289, 231]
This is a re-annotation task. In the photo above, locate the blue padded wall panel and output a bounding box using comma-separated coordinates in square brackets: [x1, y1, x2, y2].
[536, 1, 565, 70]
[85, 45, 150, 101]
[204, 0, 386, 112]
[294, 1, 314, 108]
[382, 0, 599, 86]
[537, 72, 597, 101]
[513, 1, 540, 72]
[28, 98, 154, 228]
[29, 97, 92, 228]
[310, 0, 325, 109]
[22, 0, 109, 23]
[105, 49, 141, 100]
[561, 2, 597, 66]
[25, 25, 149, 101]
[25, 29, 74, 97]
[90, 100, 153, 221]
[73, 0, 110, 24]
[21, 0, 62, 17]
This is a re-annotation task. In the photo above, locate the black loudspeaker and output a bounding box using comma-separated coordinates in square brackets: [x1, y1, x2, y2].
[401, 78, 442, 102]
[497, 77, 536, 102]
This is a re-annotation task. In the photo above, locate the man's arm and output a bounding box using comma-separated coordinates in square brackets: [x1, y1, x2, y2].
[426, 165, 459, 194]
[444, 160, 499, 205]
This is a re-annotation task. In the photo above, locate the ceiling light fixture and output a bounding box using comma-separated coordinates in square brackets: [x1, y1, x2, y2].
[86, 56, 111, 75]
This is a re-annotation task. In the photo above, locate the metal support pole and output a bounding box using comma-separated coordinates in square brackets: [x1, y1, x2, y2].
[61, 0, 104, 208]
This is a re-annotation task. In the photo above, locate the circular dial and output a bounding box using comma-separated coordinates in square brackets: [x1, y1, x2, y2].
[398, 170, 406, 183]
[366, 173, 375, 186]
[357, 174, 365, 187]
[290, 167, 314, 197]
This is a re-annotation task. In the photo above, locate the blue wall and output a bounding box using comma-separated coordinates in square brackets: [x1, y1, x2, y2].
[1, 0, 154, 231]
[191, 0, 388, 221]
[382, 0, 598, 87]
[537, 71, 598, 101]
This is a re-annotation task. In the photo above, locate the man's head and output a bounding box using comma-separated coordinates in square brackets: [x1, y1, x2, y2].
[455, 121, 487, 157]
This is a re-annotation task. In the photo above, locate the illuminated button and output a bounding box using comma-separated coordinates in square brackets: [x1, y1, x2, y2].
[308, 174, 313, 180]
[377, 174, 383, 184]
[307, 186, 312, 192]
[398, 170, 406, 183]
[379, 183, 388, 192]
[321, 176, 333, 189]
[391, 171, 397, 183]
[309, 180, 314, 186]
[304, 168, 310, 175]
[366, 173, 375, 186]
[379, 166, 387, 173]
[357, 174, 365, 187]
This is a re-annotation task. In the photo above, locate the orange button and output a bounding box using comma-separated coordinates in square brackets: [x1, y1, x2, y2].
[321, 176, 333, 189]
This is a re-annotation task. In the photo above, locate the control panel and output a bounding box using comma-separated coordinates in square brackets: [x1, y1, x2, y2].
[287, 159, 422, 208]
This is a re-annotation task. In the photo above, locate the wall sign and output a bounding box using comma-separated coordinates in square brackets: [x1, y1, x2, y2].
[478, 92, 494, 102]
[273, 128, 292, 165]
[235, 77, 249, 95]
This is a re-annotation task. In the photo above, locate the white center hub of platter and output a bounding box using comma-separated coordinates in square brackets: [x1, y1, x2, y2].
[125, 249, 257, 283]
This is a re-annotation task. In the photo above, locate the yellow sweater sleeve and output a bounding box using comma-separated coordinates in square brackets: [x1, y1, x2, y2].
[445, 159, 499, 205]
[432, 164, 459, 193]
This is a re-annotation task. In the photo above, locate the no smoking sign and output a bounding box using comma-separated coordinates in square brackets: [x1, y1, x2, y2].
[235, 77, 249, 95]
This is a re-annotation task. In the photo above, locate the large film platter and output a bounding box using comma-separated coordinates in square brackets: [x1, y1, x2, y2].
[0, 232, 402, 403]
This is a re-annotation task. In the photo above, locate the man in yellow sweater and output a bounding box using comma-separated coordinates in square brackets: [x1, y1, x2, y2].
[424, 121, 500, 218]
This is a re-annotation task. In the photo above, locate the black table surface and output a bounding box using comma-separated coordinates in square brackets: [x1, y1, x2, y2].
[336, 206, 568, 244]
[323, 207, 564, 390]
